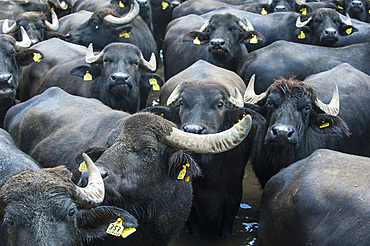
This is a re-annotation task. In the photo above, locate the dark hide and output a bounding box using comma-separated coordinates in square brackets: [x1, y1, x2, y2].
[0, 35, 44, 128]
[247, 77, 350, 187]
[259, 149, 370, 246]
[4, 87, 201, 245]
[334, 0, 370, 22]
[0, 0, 50, 20]
[163, 13, 264, 80]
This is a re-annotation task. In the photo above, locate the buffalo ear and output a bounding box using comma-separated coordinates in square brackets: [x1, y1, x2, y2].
[140, 106, 181, 126]
[167, 151, 201, 181]
[182, 31, 209, 44]
[70, 65, 101, 80]
[256, 4, 274, 14]
[114, 25, 133, 38]
[76, 147, 107, 164]
[139, 73, 164, 109]
[78, 206, 138, 243]
[310, 114, 350, 136]
[240, 31, 265, 45]
[338, 25, 358, 36]
[296, 4, 313, 14]
[16, 49, 44, 66]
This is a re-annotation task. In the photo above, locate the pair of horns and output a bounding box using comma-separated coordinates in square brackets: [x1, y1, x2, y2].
[244, 74, 340, 116]
[85, 43, 156, 72]
[296, 13, 352, 28]
[199, 18, 254, 32]
[104, 1, 140, 25]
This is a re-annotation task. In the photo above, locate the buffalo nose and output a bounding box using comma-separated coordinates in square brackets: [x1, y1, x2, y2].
[210, 38, 225, 48]
[0, 74, 11, 83]
[324, 28, 337, 36]
[271, 124, 295, 141]
[182, 124, 206, 134]
[111, 73, 129, 82]
[65, 33, 71, 40]
[351, 0, 362, 7]
[172, 1, 180, 8]
[275, 6, 287, 12]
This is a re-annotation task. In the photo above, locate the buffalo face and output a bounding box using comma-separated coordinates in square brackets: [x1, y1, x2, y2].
[336, 0, 369, 22]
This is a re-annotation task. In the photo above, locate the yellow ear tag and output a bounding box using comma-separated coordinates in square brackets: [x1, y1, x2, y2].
[119, 31, 130, 38]
[84, 71, 92, 81]
[78, 161, 87, 172]
[177, 163, 190, 180]
[106, 218, 125, 237]
[346, 28, 353, 35]
[300, 8, 307, 15]
[33, 53, 42, 62]
[250, 34, 258, 44]
[149, 78, 160, 91]
[337, 5, 344, 9]
[261, 8, 267, 15]
[118, 1, 125, 7]
[298, 30, 306, 39]
[319, 121, 330, 129]
[121, 228, 136, 238]
[193, 37, 201, 45]
[162, 1, 169, 10]
[50, 6, 55, 12]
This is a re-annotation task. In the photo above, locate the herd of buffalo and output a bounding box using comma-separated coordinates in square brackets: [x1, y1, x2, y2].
[0, 0, 368, 245]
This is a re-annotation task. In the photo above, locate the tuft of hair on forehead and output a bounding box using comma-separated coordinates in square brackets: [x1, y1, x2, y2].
[269, 76, 317, 100]
[93, 8, 120, 18]
[16, 11, 47, 21]
[209, 13, 240, 23]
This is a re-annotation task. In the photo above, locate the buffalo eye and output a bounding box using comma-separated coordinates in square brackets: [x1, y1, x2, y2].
[231, 26, 238, 31]
[95, 25, 99, 30]
[217, 101, 224, 109]
[178, 100, 184, 107]
[5, 218, 14, 226]
[133, 61, 139, 66]
[68, 208, 76, 217]
[207, 26, 213, 31]
[266, 100, 274, 108]
[10, 49, 16, 55]
[304, 105, 311, 111]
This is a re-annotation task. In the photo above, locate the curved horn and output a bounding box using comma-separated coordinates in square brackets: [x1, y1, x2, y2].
[314, 84, 340, 116]
[104, 1, 140, 25]
[199, 20, 210, 32]
[49, 0, 68, 10]
[75, 153, 105, 207]
[225, 87, 244, 108]
[15, 26, 31, 50]
[85, 43, 104, 64]
[164, 114, 252, 154]
[44, 11, 59, 31]
[296, 16, 312, 28]
[167, 84, 182, 106]
[238, 19, 254, 32]
[139, 53, 156, 72]
[340, 13, 352, 25]
[2, 19, 17, 34]
[244, 74, 267, 104]
[268, 0, 273, 5]
[295, 0, 306, 5]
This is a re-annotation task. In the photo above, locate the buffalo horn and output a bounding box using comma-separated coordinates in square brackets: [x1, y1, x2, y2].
[340, 13, 352, 25]
[15, 26, 31, 50]
[139, 53, 156, 72]
[268, 0, 273, 5]
[49, 0, 69, 10]
[75, 153, 105, 207]
[295, 0, 306, 5]
[244, 74, 267, 104]
[239, 18, 254, 32]
[166, 84, 182, 107]
[296, 16, 312, 28]
[314, 84, 340, 116]
[104, 1, 139, 25]
[44, 11, 59, 31]
[225, 87, 244, 108]
[199, 20, 210, 32]
[85, 43, 104, 64]
[164, 114, 252, 154]
[2, 19, 17, 34]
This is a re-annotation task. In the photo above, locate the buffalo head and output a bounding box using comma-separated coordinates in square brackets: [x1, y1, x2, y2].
[334, 0, 369, 22]
[295, 8, 358, 46]
[257, 0, 311, 14]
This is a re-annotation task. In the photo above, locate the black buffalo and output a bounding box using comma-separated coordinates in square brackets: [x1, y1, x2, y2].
[19, 39, 162, 112]
[0, 0, 50, 20]
[334, 0, 370, 22]
[2, 11, 65, 45]
[65, 4, 158, 62]
[0, 128, 138, 246]
[0, 31, 43, 128]
[259, 149, 370, 246]
[237, 40, 370, 94]
[244, 63, 369, 187]
[4, 87, 252, 245]
[163, 13, 264, 80]
[143, 60, 264, 237]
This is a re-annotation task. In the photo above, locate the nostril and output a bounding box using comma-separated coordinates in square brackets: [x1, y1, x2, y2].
[272, 127, 278, 136]
[220, 41, 225, 46]
[287, 129, 294, 138]
[111, 75, 116, 81]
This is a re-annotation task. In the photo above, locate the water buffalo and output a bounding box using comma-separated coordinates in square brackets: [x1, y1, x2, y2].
[2, 11, 65, 45]
[334, 0, 370, 22]
[244, 63, 369, 187]
[0, 128, 138, 245]
[163, 13, 264, 80]
[237, 40, 370, 94]
[143, 60, 265, 237]
[0, 0, 50, 20]
[0, 31, 44, 128]
[65, 3, 158, 62]
[19, 39, 162, 112]
[259, 149, 370, 246]
[4, 87, 252, 245]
